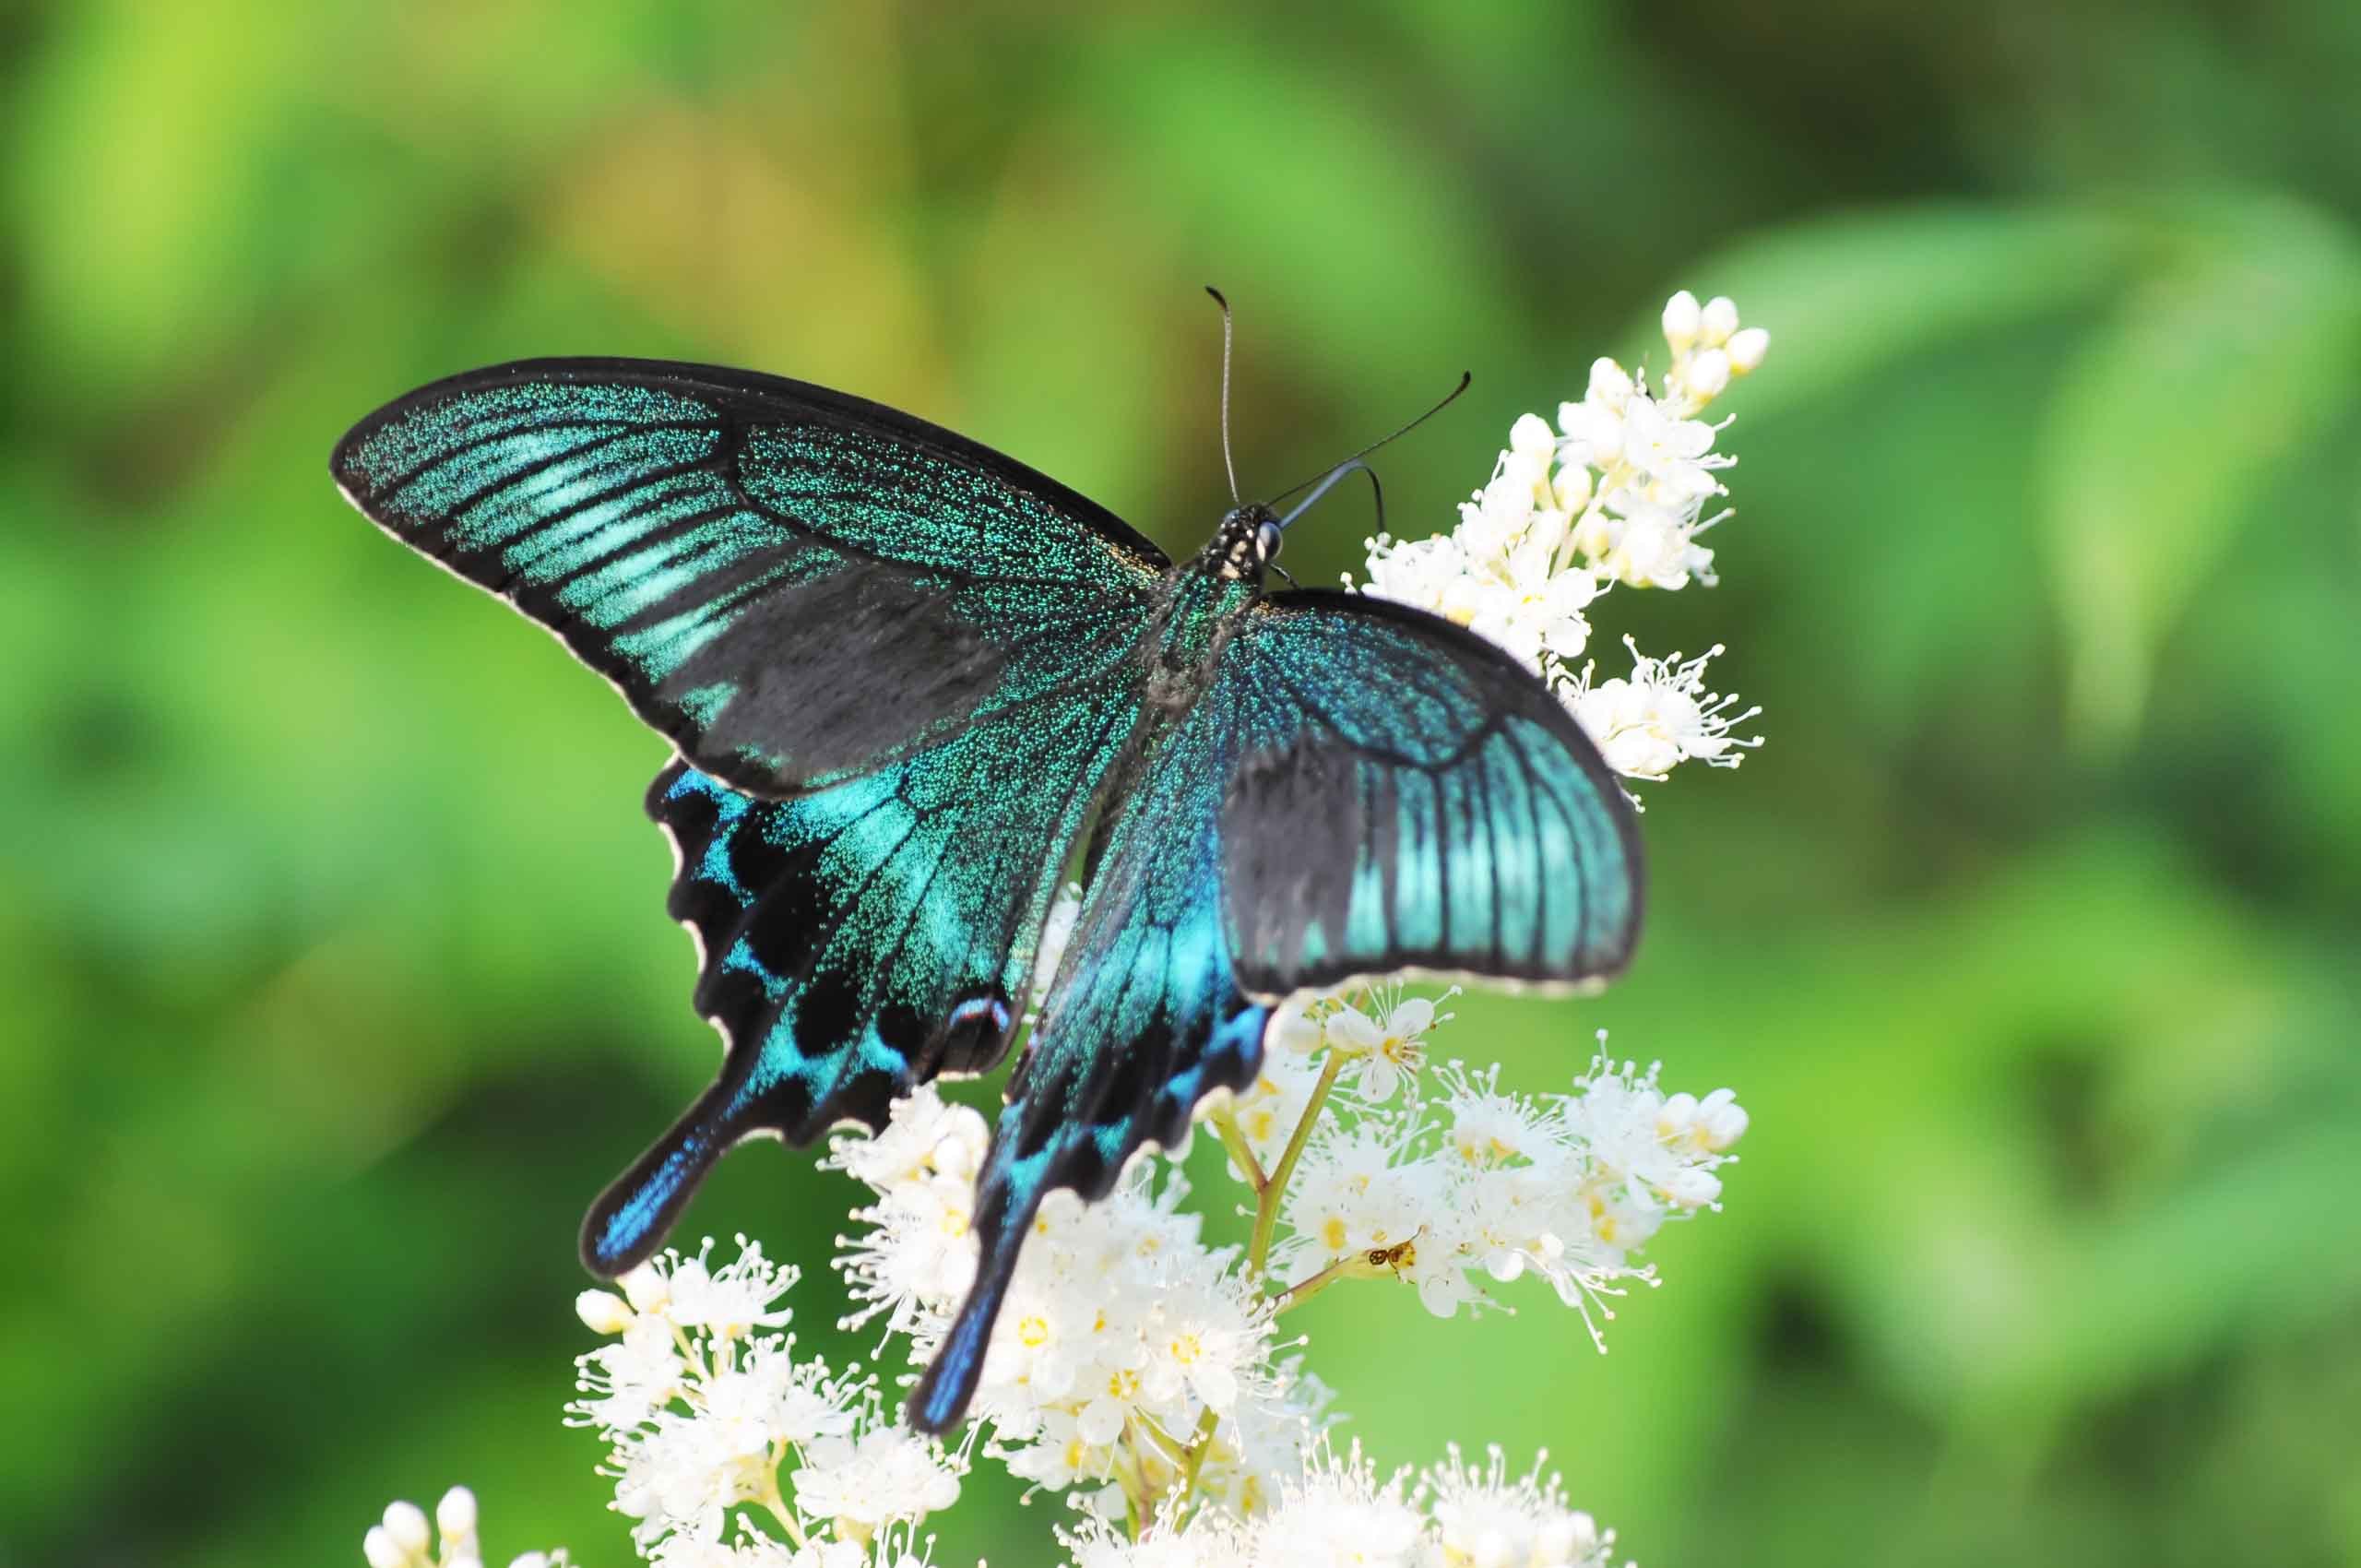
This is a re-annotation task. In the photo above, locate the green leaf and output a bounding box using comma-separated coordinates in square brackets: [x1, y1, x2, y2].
[2038, 196, 2361, 748]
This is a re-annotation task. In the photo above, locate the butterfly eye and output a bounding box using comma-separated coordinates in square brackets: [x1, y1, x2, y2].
[1256, 519, 1284, 561]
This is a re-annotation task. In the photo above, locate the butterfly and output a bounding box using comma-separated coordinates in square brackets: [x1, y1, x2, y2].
[330, 340, 1643, 1432]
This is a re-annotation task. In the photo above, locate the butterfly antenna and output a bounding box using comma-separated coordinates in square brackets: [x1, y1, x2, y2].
[1269, 370, 1472, 505]
[1276, 456, 1382, 534]
[1205, 286, 1242, 506]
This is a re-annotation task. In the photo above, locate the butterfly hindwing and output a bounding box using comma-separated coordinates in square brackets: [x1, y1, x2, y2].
[585, 671, 1141, 1276]
[333, 359, 1167, 798]
[909, 676, 1271, 1431]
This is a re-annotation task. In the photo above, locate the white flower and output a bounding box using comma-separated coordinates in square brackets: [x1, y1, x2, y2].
[1139, 1269, 1272, 1413]
[1441, 1067, 1550, 1169]
[665, 1239, 799, 1338]
[564, 1236, 965, 1561]
[1335, 992, 1453, 1104]
[1566, 637, 1762, 782]
[831, 1087, 987, 1193]
[1361, 531, 1474, 624]
[791, 1427, 963, 1531]
[1659, 1086, 1751, 1153]
[1419, 1445, 1616, 1568]
[1585, 493, 1719, 590]
[1462, 541, 1595, 668]
[1244, 1442, 1425, 1568]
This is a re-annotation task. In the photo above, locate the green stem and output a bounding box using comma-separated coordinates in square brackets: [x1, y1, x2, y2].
[1133, 1416, 1193, 1468]
[753, 1462, 808, 1548]
[1249, 1054, 1345, 1277]
[1272, 1256, 1355, 1313]
[1210, 1107, 1268, 1193]
[1114, 1426, 1150, 1541]
[1170, 1405, 1226, 1521]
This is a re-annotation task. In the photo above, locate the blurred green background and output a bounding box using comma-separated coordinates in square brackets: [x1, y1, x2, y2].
[6, 2, 2359, 1563]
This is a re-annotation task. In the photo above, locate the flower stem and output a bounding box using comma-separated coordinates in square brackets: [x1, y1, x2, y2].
[1112, 1430, 1149, 1541]
[753, 1466, 808, 1548]
[1249, 1054, 1345, 1277]
[1272, 1257, 1354, 1313]
[1170, 1405, 1225, 1521]
[1133, 1416, 1193, 1468]
[1210, 1107, 1268, 1193]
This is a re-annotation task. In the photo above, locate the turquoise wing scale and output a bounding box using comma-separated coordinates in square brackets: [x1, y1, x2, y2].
[331, 360, 1162, 1275]
[908, 589, 1640, 1431]
[331, 358, 1168, 799]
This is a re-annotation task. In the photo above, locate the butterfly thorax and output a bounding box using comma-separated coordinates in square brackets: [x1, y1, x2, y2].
[1141, 529, 1266, 710]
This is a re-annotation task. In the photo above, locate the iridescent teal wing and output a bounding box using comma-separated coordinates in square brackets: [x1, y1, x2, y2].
[1216, 590, 1642, 992]
[333, 359, 1166, 1276]
[907, 590, 1641, 1431]
[332, 358, 1169, 798]
[908, 674, 1270, 1431]
[586, 672, 1136, 1274]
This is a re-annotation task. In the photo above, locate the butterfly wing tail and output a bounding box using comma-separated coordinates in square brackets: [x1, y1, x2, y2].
[905, 1144, 1047, 1433]
[580, 1074, 753, 1276]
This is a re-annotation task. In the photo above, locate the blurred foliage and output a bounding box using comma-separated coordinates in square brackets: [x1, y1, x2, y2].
[5, 2, 2358, 1565]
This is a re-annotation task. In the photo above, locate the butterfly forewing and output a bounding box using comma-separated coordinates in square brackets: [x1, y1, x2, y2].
[332, 359, 1168, 800]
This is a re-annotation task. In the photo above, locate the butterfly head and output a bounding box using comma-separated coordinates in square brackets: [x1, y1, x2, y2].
[1210, 502, 1286, 583]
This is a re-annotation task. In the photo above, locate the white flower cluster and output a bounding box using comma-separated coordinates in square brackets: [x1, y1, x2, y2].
[523, 985, 1739, 1565]
[830, 1091, 1330, 1524]
[1358, 290, 1767, 787]
[565, 1239, 960, 1568]
[1058, 1442, 1624, 1568]
[1225, 991, 1748, 1334]
[363, 1488, 564, 1568]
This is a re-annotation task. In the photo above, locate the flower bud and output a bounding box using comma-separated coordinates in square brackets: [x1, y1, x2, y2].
[618, 1262, 670, 1314]
[1700, 294, 1740, 345]
[1272, 1005, 1324, 1055]
[383, 1503, 432, 1559]
[362, 1526, 410, 1568]
[1683, 348, 1731, 400]
[435, 1487, 478, 1544]
[1510, 411, 1555, 465]
[575, 1289, 633, 1335]
[1697, 1087, 1750, 1150]
[1662, 1166, 1723, 1207]
[1660, 290, 1703, 353]
[1586, 357, 1634, 406]
[1551, 463, 1593, 513]
[1726, 326, 1769, 373]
